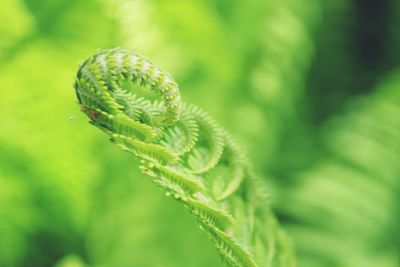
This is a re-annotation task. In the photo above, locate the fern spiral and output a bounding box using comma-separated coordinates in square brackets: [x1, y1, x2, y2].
[74, 48, 295, 267]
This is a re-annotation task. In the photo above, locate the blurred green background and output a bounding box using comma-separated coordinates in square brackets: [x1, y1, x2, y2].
[0, 0, 399, 266]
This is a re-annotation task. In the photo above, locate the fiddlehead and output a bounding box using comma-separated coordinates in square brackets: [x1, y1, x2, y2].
[74, 48, 295, 267]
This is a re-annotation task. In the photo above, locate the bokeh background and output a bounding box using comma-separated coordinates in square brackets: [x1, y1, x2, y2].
[0, 0, 399, 266]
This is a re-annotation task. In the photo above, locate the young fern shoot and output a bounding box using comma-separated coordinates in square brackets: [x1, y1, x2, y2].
[74, 48, 295, 267]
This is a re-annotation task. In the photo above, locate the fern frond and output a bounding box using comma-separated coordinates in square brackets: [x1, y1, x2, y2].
[160, 107, 199, 156]
[278, 74, 400, 267]
[185, 105, 225, 174]
[74, 48, 295, 267]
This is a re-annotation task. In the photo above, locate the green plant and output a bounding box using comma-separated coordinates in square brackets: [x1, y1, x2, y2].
[74, 48, 295, 267]
[278, 73, 400, 267]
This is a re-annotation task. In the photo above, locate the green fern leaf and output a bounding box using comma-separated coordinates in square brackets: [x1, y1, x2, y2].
[74, 48, 295, 267]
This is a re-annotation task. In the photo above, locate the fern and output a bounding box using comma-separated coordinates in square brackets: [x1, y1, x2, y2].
[74, 48, 295, 267]
[278, 74, 400, 267]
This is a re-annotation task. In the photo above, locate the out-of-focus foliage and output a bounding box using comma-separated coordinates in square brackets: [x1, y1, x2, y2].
[0, 0, 399, 267]
[278, 75, 400, 267]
